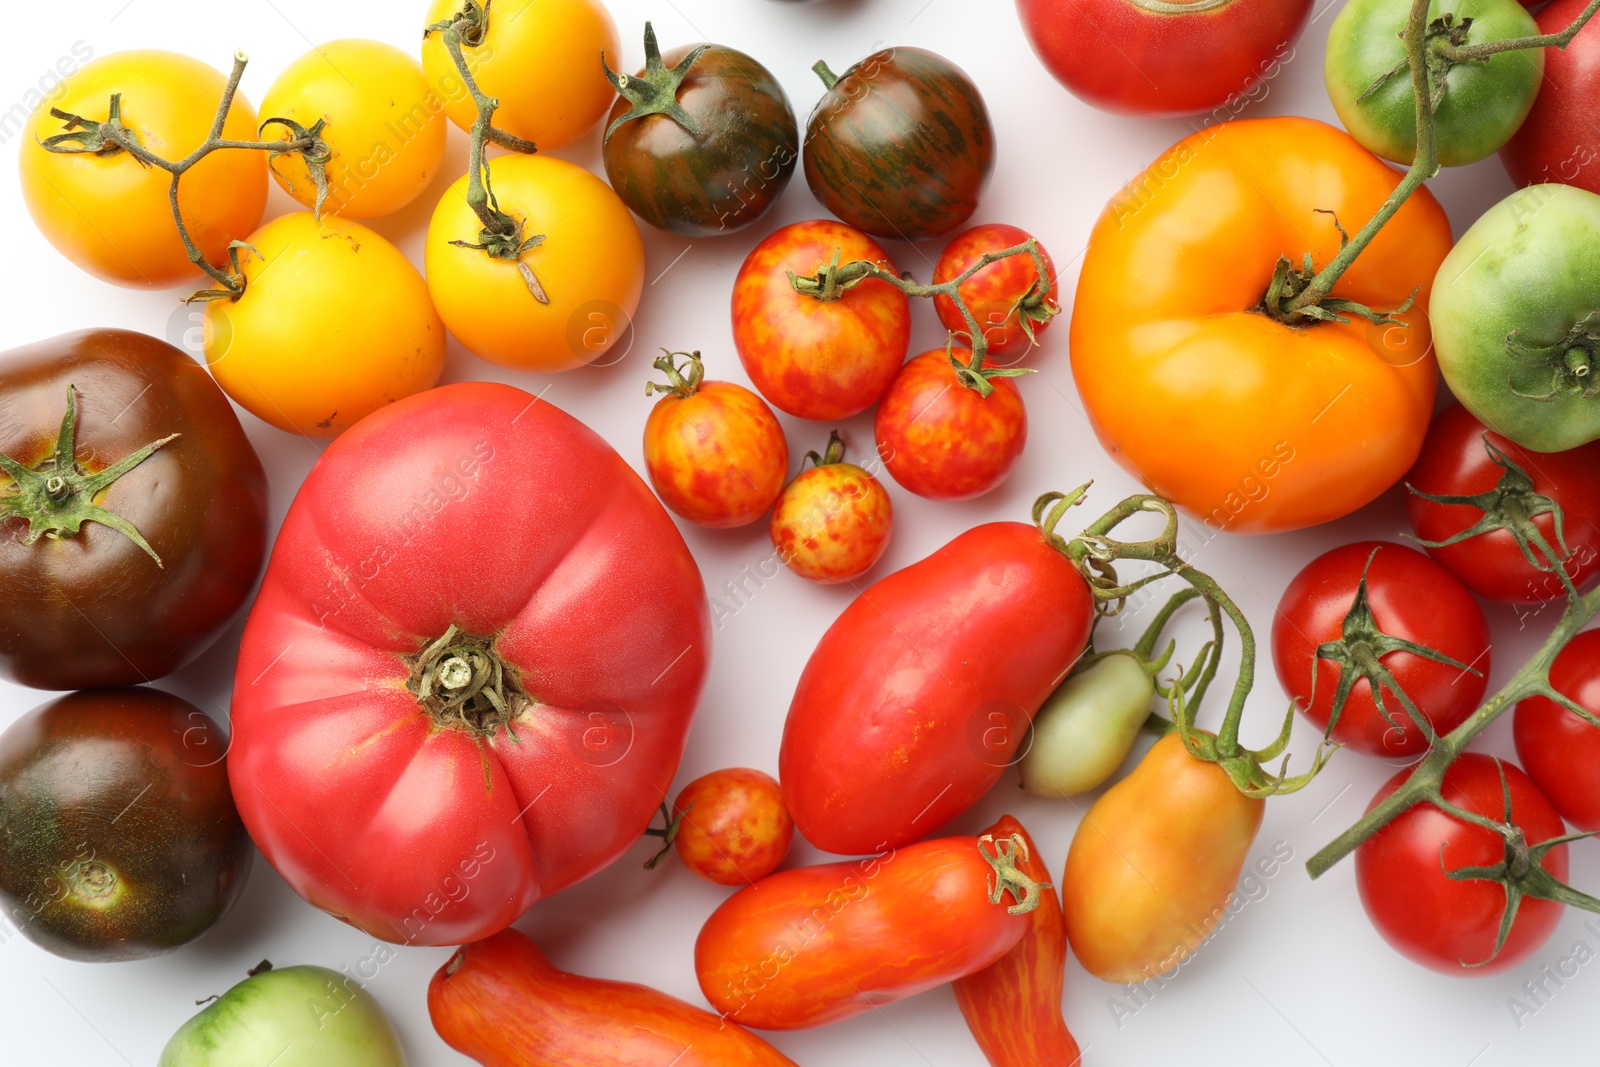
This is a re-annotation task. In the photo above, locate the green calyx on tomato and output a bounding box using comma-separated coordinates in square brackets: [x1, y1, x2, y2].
[804, 430, 848, 469]
[644, 349, 706, 399]
[979, 833, 1048, 916]
[406, 624, 529, 737]
[602, 23, 705, 141]
[0, 385, 176, 565]
[1259, 215, 1419, 328]
[1506, 311, 1600, 403]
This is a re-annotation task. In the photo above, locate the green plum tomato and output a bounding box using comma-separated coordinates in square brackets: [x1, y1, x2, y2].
[1432, 184, 1600, 452]
[1019, 653, 1155, 798]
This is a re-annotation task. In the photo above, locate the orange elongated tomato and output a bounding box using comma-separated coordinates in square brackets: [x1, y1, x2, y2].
[696, 835, 1037, 1030]
[1071, 117, 1453, 534]
[1062, 732, 1264, 983]
[430, 928, 796, 1067]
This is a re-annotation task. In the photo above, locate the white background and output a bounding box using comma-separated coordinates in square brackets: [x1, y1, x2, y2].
[1, 0, 1597, 1064]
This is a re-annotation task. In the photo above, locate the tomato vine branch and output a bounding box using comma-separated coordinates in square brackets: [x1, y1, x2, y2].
[1440, 0, 1600, 61]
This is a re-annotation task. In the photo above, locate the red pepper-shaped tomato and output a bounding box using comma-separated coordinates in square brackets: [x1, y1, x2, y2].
[228, 383, 710, 945]
[696, 834, 1043, 1029]
[780, 520, 1094, 855]
[430, 928, 796, 1067]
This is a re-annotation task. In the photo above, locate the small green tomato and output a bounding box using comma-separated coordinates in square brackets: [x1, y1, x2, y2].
[1020, 652, 1155, 798]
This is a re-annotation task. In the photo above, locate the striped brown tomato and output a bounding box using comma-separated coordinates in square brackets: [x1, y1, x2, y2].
[769, 431, 892, 584]
[732, 220, 910, 421]
[875, 350, 1027, 501]
[933, 224, 1060, 362]
[227, 382, 710, 946]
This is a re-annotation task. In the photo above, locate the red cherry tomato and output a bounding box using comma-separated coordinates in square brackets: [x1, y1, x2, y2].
[1014, 0, 1314, 118]
[875, 350, 1027, 501]
[663, 768, 794, 886]
[932, 224, 1059, 363]
[1357, 754, 1569, 975]
[1500, 0, 1600, 194]
[1273, 542, 1491, 758]
[1515, 629, 1600, 832]
[732, 220, 911, 421]
[769, 432, 893, 584]
[1406, 404, 1600, 603]
[642, 352, 789, 529]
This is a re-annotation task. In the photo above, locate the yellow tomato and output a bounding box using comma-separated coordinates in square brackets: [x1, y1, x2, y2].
[421, 0, 620, 150]
[259, 39, 447, 218]
[204, 213, 445, 438]
[19, 50, 268, 288]
[425, 154, 644, 372]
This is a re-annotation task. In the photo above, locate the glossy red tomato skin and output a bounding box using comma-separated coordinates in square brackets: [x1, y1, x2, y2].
[672, 768, 794, 886]
[1016, 0, 1314, 118]
[1500, 0, 1600, 194]
[1406, 404, 1600, 603]
[932, 224, 1058, 362]
[1515, 629, 1600, 831]
[1272, 542, 1491, 757]
[780, 522, 1094, 855]
[875, 351, 1027, 501]
[695, 837, 1029, 1029]
[228, 383, 710, 945]
[732, 220, 911, 421]
[643, 380, 789, 529]
[1357, 755, 1569, 975]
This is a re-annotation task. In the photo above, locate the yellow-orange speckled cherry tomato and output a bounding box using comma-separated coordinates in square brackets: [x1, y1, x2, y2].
[642, 352, 788, 529]
[770, 431, 892, 584]
[662, 768, 794, 886]
[875, 349, 1027, 501]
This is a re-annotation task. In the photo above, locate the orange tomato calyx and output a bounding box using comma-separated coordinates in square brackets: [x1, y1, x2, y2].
[601, 22, 707, 143]
[405, 624, 529, 739]
[979, 833, 1046, 916]
[644, 350, 707, 399]
[802, 430, 849, 470]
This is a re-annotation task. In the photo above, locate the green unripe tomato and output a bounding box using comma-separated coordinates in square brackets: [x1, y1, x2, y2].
[1019, 653, 1154, 798]
[1432, 183, 1600, 453]
[158, 964, 407, 1067]
[1325, 0, 1542, 167]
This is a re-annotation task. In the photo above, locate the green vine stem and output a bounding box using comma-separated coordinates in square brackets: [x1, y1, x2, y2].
[38, 51, 328, 300]
[789, 240, 1058, 397]
[424, 0, 549, 302]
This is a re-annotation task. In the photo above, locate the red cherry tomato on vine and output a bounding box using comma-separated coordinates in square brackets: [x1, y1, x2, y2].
[932, 224, 1059, 364]
[659, 769, 794, 886]
[1357, 754, 1569, 975]
[1406, 404, 1600, 604]
[770, 432, 892, 584]
[1272, 542, 1491, 758]
[1515, 629, 1600, 832]
[875, 350, 1026, 501]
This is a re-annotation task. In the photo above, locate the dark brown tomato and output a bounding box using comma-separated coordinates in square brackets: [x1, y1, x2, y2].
[803, 47, 995, 241]
[0, 330, 269, 690]
[603, 26, 798, 237]
[0, 688, 252, 961]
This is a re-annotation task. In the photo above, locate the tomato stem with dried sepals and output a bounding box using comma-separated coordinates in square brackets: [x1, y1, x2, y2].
[602, 22, 707, 142]
[1440, 0, 1600, 61]
[38, 50, 329, 300]
[644, 350, 706, 399]
[424, 0, 550, 303]
[406, 624, 527, 740]
[788, 239, 1058, 396]
[803, 430, 849, 470]
[978, 833, 1045, 916]
[641, 800, 692, 870]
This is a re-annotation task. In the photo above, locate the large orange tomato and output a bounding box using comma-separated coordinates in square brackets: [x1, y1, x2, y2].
[1070, 117, 1453, 534]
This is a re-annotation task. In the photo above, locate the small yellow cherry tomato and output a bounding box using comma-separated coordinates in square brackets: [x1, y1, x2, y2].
[19, 50, 268, 288]
[421, 0, 620, 151]
[259, 39, 447, 219]
[204, 213, 445, 438]
[425, 154, 644, 373]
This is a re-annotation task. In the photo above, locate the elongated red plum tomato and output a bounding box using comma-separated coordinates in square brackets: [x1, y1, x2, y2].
[696, 836, 1040, 1028]
[875, 350, 1027, 501]
[228, 382, 711, 944]
[780, 519, 1094, 855]
[1273, 542, 1491, 758]
[1501, 0, 1600, 194]
[933, 224, 1059, 363]
[0, 330, 268, 691]
[770, 432, 892, 583]
[732, 220, 910, 420]
[1357, 755, 1569, 974]
[803, 47, 994, 241]
[665, 768, 794, 886]
[1515, 629, 1600, 832]
[19, 50, 268, 288]
[1015, 0, 1313, 118]
[1405, 404, 1600, 603]
[642, 352, 789, 528]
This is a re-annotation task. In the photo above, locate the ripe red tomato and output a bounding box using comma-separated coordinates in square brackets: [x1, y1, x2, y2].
[781, 520, 1094, 855]
[769, 432, 892, 583]
[1500, 0, 1600, 194]
[1357, 755, 1569, 975]
[875, 350, 1026, 500]
[663, 768, 794, 886]
[1015, 0, 1314, 118]
[641, 352, 789, 529]
[932, 224, 1058, 363]
[228, 383, 711, 945]
[1406, 404, 1600, 603]
[1515, 629, 1600, 832]
[732, 220, 910, 421]
[1273, 542, 1491, 758]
